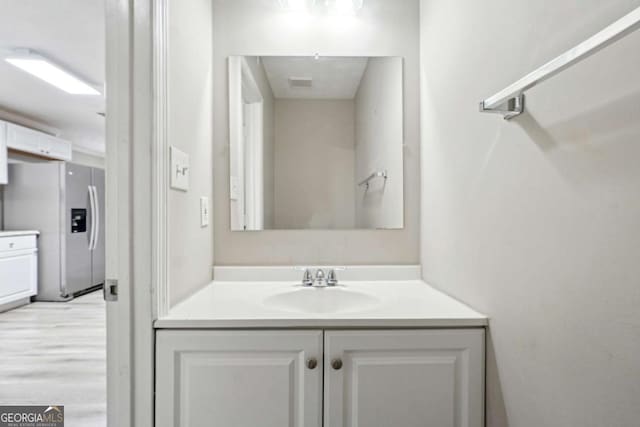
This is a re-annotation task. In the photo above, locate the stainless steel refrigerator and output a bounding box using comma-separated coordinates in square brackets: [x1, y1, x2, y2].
[4, 162, 105, 301]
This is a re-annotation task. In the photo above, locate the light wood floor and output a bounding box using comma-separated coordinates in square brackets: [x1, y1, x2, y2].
[0, 291, 106, 427]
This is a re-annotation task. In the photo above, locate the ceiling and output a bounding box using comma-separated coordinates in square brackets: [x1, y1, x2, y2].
[0, 0, 105, 154]
[261, 56, 369, 100]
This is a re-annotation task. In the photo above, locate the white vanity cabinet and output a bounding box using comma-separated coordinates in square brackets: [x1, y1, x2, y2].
[324, 329, 484, 427]
[155, 328, 484, 427]
[156, 330, 324, 427]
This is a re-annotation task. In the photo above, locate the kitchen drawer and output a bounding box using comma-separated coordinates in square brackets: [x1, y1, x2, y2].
[0, 235, 37, 252]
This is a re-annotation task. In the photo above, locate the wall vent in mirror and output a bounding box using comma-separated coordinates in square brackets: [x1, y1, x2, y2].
[228, 56, 404, 231]
[289, 77, 313, 88]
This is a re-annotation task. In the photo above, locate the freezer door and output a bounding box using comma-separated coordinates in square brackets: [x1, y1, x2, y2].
[64, 163, 94, 296]
[92, 168, 106, 286]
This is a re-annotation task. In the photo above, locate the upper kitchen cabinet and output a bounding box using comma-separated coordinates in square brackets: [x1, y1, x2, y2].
[4, 120, 72, 161]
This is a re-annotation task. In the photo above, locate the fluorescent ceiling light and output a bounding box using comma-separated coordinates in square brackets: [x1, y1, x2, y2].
[5, 50, 101, 95]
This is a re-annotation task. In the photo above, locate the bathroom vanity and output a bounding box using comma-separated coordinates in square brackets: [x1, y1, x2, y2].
[155, 267, 487, 427]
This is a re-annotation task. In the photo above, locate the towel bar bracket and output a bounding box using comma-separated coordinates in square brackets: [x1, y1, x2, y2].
[478, 6, 640, 121]
[479, 94, 525, 120]
[358, 170, 388, 189]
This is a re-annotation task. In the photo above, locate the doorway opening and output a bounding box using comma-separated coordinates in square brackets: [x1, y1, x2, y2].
[0, 1, 107, 425]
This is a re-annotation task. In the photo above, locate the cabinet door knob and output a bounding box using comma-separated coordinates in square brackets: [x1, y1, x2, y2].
[331, 358, 343, 370]
[306, 358, 318, 370]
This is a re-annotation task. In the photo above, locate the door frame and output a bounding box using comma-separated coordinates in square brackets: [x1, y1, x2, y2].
[106, 0, 168, 425]
[243, 101, 264, 230]
[229, 56, 265, 230]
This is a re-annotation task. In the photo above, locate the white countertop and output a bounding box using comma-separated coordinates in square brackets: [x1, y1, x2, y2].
[0, 230, 40, 237]
[155, 280, 487, 329]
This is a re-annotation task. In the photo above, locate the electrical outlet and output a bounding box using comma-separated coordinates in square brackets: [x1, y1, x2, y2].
[170, 146, 189, 191]
[200, 196, 210, 227]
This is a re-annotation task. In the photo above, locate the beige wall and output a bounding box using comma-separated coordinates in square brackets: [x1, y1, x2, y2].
[355, 58, 403, 229]
[420, 1, 640, 426]
[168, 0, 214, 305]
[274, 99, 355, 229]
[212, 0, 420, 265]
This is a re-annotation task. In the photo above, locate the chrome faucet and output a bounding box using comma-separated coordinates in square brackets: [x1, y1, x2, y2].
[299, 268, 340, 287]
[314, 269, 327, 287]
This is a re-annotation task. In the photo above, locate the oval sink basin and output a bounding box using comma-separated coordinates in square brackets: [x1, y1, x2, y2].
[263, 287, 380, 314]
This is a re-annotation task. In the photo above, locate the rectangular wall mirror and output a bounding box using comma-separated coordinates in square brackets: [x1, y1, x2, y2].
[229, 55, 404, 231]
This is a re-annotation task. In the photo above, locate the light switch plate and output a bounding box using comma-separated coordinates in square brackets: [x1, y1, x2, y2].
[230, 176, 239, 201]
[200, 196, 210, 227]
[170, 146, 189, 191]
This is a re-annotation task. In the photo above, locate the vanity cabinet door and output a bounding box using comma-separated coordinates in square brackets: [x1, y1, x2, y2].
[156, 330, 323, 427]
[324, 329, 484, 427]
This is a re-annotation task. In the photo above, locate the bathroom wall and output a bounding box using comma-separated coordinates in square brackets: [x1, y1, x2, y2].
[167, 0, 214, 305]
[274, 99, 356, 229]
[354, 58, 403, 228]
[212, 0, 420, 265]
[420, 1, 640, 426]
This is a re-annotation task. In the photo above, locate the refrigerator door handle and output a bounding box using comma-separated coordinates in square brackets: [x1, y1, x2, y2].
[88, 185, 97, 251]
[92, 185, 100, 251]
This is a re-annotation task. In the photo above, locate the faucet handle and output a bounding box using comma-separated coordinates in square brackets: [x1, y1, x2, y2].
[327, 269, 338, 286]
[295, 267, 313, 286]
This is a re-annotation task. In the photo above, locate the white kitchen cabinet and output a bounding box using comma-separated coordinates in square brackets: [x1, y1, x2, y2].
[324, 329, 484, 427]
[156, 330, 323, 427]
[0, 121, 7, 184]
[5, 121, 72, 161]
[156, 328, 484, 427]
[0, 233, 38, 309]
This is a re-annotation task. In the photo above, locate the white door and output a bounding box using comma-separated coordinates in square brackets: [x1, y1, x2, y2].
[105, 0, 164, 426]
[324, 329, 485, 427]
[156, 330, 323, 427]
[105, 0, 150, 425]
